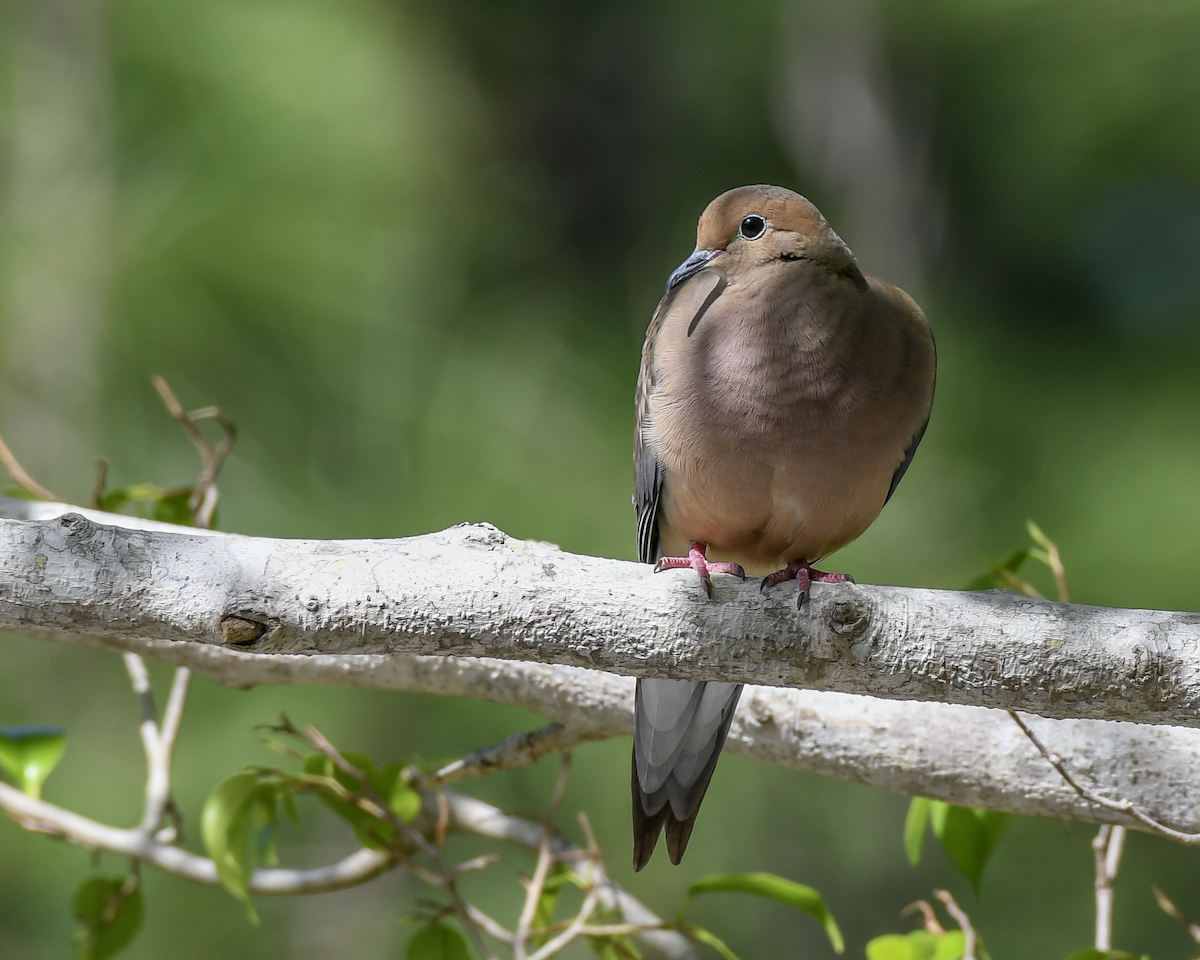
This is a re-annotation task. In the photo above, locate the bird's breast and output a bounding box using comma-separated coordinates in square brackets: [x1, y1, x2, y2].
[647, 276, 929, 568]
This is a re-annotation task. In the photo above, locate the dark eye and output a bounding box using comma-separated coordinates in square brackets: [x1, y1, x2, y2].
[739, 215, 767, 240]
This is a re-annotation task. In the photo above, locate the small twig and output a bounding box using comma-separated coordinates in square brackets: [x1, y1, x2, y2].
[430, 723, 586, 786]
[528, 884, 600, 960]
[1153, 886, 1200, 947]
[121, 655, 171, 839]
[297, 722, 499, 960]
[934, 890, 977, 960]
[151, 376, 236, 529]
[1010, 710, 1200, 844]
[449, 854, 502, 880]
[0, 775, 393, 892]
[123, 655, 191, 839]
[995, 567, 1044, 599]
[0, 430, 58, 501]
[91, 459, 108, 509]
[1093, 824, 1126, 950]
[1027, 521, 1070, 603]
[514, 753, 572, 960]
[527, 802, 602, 960]
[902, 899, 946, 936]
[465, 903, 516, 945]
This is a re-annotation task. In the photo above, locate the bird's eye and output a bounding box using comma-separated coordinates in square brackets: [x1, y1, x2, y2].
[739, 215, 767, 241]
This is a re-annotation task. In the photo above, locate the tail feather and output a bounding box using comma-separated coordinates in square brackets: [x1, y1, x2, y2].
[665, 807, 699, 866]
[631, 753, 669, 871]
[632, 678, 743, 869]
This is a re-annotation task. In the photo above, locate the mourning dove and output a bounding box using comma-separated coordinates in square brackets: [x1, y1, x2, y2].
[632, 185, 936, 870]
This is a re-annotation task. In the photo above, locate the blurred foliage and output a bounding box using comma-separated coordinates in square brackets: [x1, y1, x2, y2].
[4, 0, 1200, 957]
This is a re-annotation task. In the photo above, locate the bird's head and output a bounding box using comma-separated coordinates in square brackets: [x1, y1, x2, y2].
[666, 185, 867, 292]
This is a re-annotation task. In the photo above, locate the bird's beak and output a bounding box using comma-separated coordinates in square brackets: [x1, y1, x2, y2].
[665, 248, 721, 292]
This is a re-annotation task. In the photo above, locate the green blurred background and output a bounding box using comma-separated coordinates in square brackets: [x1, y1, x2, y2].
[4, 0, 1200, 956]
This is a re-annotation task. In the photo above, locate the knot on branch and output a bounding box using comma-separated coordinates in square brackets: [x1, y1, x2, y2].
[220, 615, 269, 647]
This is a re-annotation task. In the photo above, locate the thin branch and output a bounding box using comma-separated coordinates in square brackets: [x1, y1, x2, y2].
[1093, 824, 1125, 950]
[431, 724, 588, 786]
[529, 884, 599, 960]
[91, 459, 108, 509]
[1153, 886, 1200, 947]
[150, 375, 236, 529]
[446, 791, 699, 959]
[296, 721, 499, 960]
[0, 430, 58, 501]
[902, 900, 945, 936]
[527, 809, 605, 960]
[934, 890, 976, 960]
[515, 753, 572, 960]
[465, 903, 516, 946]
[1010, 710, 1200, 844]
[1027, 521, 1070, 604]
[122, 654, 191, 840]
[0, 776, 390, 892]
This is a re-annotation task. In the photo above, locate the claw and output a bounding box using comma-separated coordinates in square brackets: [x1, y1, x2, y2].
[653, 541, 742, 597]
[761, 559, 855, 608]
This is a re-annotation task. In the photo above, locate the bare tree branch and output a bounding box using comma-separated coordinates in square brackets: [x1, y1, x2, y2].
[934, 890, 977, 960]
[0, 432, 58, 501]
[4, 500, 1200, 729]
[150, 376, 236, 529]
[6, 496, 1200, 839]
[1010, 710, 1200, 843]
[1092, 824, 1126, 950]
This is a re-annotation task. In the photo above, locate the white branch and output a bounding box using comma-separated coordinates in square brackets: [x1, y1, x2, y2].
[3, 501, 1198, 726]
[0, 776, 390, 892]
[5, 497, 1200, 836]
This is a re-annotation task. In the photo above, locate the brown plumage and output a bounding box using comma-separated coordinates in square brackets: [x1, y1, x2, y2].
[632, 185, 936, 870]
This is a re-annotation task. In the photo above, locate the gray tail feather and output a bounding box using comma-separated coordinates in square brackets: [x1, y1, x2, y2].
[631, 682, 743, 870]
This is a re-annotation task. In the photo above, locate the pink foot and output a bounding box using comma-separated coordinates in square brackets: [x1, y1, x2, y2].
[761, 559, 855, 609]
[654, 541, 746, 598]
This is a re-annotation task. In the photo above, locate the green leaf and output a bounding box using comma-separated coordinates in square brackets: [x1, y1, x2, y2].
[0, 724, 67, 798]
[905, 797, 931, 866]
[531, 864, 567, 944]
[682, 924, 743, 960]
[303, 752, 421, 847]
[201, 771, 284, 919]
[966, 549, 1032, 591]
[72, 875, 144, 960]
[152, 490, 194, 526]
[866, 930, 966, 960]
[387, 771, 422, 824]
[1060, 952, 1153, 960]
[934, 932, 967, 960]
[304, 753, 393, 848]
[930, 802, 1011, 895]
[996, 548, 1031, 574]
[682, 872, 843, 954]
[405, 923, 473, 960]
[1026, 520, 1051, 551]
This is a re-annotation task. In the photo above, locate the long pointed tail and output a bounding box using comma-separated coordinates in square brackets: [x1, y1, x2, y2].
[631, 678, 743, 870]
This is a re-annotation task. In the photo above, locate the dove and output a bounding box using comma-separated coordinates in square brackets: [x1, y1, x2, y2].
[632, 184, 936, 869]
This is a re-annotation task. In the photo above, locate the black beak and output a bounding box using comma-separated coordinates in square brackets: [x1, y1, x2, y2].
[665, 248, 721, 293]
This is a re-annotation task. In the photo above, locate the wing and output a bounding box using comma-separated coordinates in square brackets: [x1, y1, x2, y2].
[634, 293, 669, 564]
[634, 268, 728, 564]
[884, 412, 931, 505]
